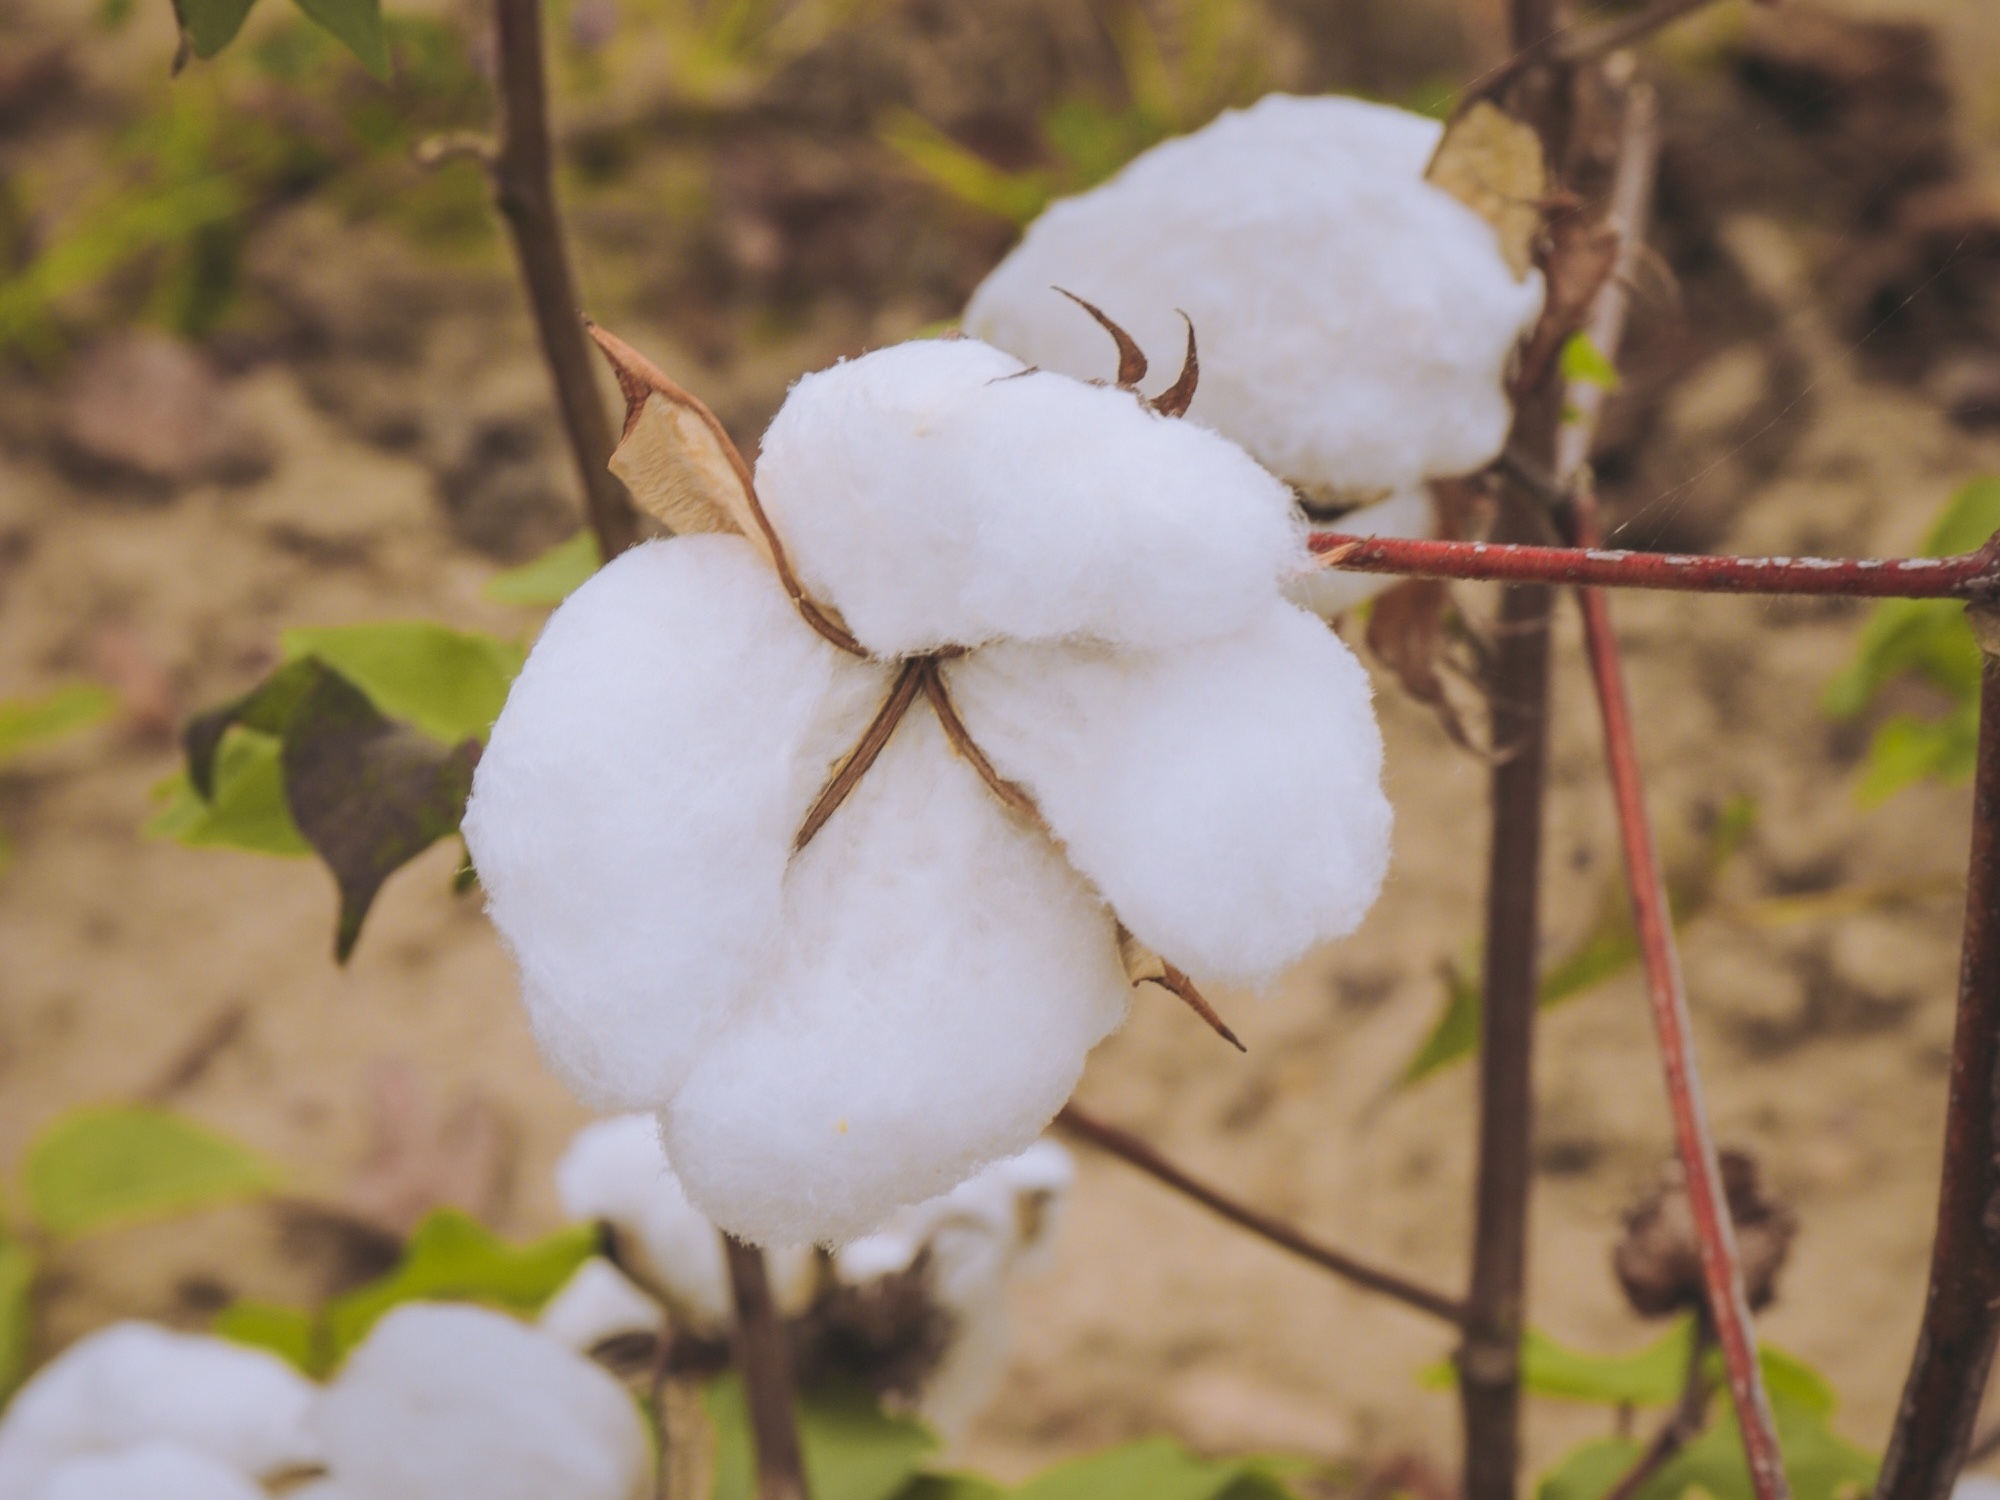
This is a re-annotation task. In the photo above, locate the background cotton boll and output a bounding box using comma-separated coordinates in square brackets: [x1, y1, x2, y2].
[0, 1324, 319, 1500]
[464, 534, 871, 1111]
[537, 1257, 665, 1353]
[666, 713, 1130, 1246]
[948, 601, 1390, 987]
[314, 1303, 648, 1500]
[964, 94, 1543, 496]
[1285, 487, 1437, 619]
[755, 338, 1304, 657]
[30, 1443, 268, 1500]
[552, 1115, 817, 1332]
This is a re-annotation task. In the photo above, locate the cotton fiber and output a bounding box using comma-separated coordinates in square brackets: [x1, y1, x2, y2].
[1289, 487, 1435, 618]
[0, 1323, 319, 1500]
[536, 1258, 665, 1353]
[29, 1443, 267, 1500]
[756, 338, 1305, 657]
[313, 1303, 647, 1500]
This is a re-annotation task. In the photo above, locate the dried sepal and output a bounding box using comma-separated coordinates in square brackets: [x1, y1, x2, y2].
[794, 661, 925, 854]
[1117, 928, 1245, 1052]
[1425, 101, 1547, 281]
[1149, 313, 1200, 418]
[1054, 287, 1148, 389]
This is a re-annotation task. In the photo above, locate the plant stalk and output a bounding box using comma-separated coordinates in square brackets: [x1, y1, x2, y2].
[722, 1234, 812, 1500]
[1873, 614, 2000, 1500]
[490, 0, 640, 560]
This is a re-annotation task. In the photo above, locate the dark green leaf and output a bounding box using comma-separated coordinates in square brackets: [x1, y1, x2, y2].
[174, 0, 258, 57]
[1009, 1438, 1300, 1500]
[324, 1210, 596, 1360]
[1536, 1440, 1646, 1500]
[23, 1106, 279, 1238]
[0, 682, 115, 763]
[279, 623, 524, 746]
[0, 1236, 35, 1407]
[183, 659, 321, 801]
[1420, 1321, 1691, 1407]
[146, 730, 311, 857]
[287, 0, 390, 78]
[213, 1300, 325, 1376]
[485, 532, 602, 607]
[708, 1378, 938, 1500]
[892, 1476, 1007, 1500]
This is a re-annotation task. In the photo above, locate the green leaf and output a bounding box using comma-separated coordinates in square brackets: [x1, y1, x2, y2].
[288, 0, 390, 78]
[1633, 1383, 1876, 1500]
[325, 1210, 597, 1361]
[1009, 1438, 1300, 1500]
[280, 623, 524, 746]
[1920, 475, 2000, 557]
[213, 1300, 325, 1377]
[174, 0, 258, 57]
[0, 1236, 35, 1407]
[146, 730, 311, 857]
[709, 1378, 938, 1500]
[0, 683, 115, 763]
[1560, 333, 1622, 391]
[1856, 705, 1981, 806]
[1523, 1321, 1693, 1406]
[1537, 1439, 1646, 1500]
[877, 110, 1053, 226]
[893, 1476, 1007, 1500]
[485, 531, 602, 607]
[23, 1107, 279, 1238]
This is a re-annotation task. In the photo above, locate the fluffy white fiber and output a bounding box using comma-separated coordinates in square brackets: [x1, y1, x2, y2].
[313, 1303, 647, 1500]
[469, 332, 1391, 1247]
[29, 1443, 266, 1500]
[536, 1258, 664, 1354]
[965, 94, 1542, 499]
[0, 1323, 319, 1500]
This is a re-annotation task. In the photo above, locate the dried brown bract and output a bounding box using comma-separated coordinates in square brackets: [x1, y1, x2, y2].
[1614, 1149, 1797, 1318]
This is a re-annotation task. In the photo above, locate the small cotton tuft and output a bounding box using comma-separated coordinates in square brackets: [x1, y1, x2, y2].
[536, 1259, 663, 1354]
[30, 1443, 266, 1500]
[313, 1303, 648, 1500]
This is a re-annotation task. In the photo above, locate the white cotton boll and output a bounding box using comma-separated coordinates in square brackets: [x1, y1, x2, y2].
[537, 1259, 664, 1353]
[965, 93, 1544, 495]
[552, 1116, 817, 1332]
[1286, 487, 1436, 619]
[314, 1303, 647, 1500]
[0, 1323, 320, 1500]
[948, 600, 1389, 987]
[29, 1443, 268, 1500]
[464, 534, 884, 1110]
[755, 338, 1305, 657]
[666, 712, 1130, 1246]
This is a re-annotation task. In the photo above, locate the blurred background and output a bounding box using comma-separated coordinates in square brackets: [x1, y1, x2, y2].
[5, 0, 2000, 1487]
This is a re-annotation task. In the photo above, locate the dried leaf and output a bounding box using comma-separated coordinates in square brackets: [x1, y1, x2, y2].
[1366, 578, 1483, 756]
[1426, 102, 1547, 280]
[1515, 211, 1622, 395]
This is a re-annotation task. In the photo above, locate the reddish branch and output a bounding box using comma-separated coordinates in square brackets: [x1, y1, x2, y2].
[1873, 615, 2000, 1500]
[1054, 1104, 1467, 1327]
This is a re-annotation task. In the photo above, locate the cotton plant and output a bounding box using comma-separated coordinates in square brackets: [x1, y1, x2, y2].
[964, 92, 1546, 617]
[463, 321, 1393, 1248]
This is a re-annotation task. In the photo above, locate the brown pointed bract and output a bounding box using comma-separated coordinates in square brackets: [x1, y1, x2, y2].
[1118, 928, 1246, 1052]
[1054, 288, 1148, 389]
[1149, 313, 1199, 418]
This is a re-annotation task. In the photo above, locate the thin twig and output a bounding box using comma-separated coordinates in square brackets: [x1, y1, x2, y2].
[1873, 611, 2000, 1500]
[721, 1235, 811, 1500]
[1053, 1103, 1467, 1327]
[1465, 0, 1724, 107]
[1564, 82, 1789, 1500]
[489, 0, 640, 559]
[1603, 1320, 1715, 1500]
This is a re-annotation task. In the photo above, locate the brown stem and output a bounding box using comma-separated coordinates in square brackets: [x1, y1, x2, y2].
[1054, 1103, 1467, 1327]
[1466, 0, 1723, 106]
[1142, 958, 1246, 1053]
[794, 661, 925, 854]
[722, 1235, 811, 1500]
[1874, 617, 2000, 1500]
[1603, 1320, 1715, 1500]
[490, 0, 639, 561]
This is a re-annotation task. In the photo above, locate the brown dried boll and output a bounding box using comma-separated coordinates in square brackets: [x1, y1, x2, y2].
[1613, 1149, 1796, 1318]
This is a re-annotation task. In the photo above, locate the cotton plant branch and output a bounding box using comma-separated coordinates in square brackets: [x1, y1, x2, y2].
[1053, 1104, 1467, 1326]
[722, 1235, 812, 1500]
[1603, 1318, 1716, 1500]
[1467, 0, 1729, 107]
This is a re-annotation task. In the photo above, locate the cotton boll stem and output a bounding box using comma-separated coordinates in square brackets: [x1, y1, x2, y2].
[722, 1237, 811, 1500]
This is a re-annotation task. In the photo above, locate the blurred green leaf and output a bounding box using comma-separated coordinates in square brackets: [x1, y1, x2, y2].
[1009, 1438, 1301, 1500]
[894, 1476, 1007, 1500]
[1560, 333, 1622, 391]
[0, 683, 115, 763]
[1631, 1383, 1875, 1500]
[23, 1107, 279, 1238]
[1855, 704, 1981, 805]
[710, 1378, 938, 1500]
[0, 1236, 35, 1407]
[485, 531, 602, 607]
[1421, 1321, 1691, 1406]
[176, 0, 259, 58]
[1536, 1439, 1646, 1500]
[281, 622, 524, 746]
[288, 0, 390, 78]
[878, 110, 1053, 227]
[146, 729, 311, 856]
[213, 1300, 325, 1376]
[325, 1210, 596, 1360]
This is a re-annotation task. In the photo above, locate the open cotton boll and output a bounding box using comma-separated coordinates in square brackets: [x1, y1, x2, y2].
[666, 712, 1130, 1246]
[0, 1323, 319, 1500]
[755, 338, 1305, 657]
[948, 600, 1390, 986]
[537, 1258, 664, 1354]
[552, 1115, 815, 1332]
[464, 534, 878, 1110]
[30, 1443, 268, 1500]
[314, 1303, 647, 1500]
[964, 93, 1543, 497]
[1286, 487, 1435, 619]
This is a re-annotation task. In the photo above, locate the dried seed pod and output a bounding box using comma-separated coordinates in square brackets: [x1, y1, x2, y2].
[1613, 1149, 1797, 1318]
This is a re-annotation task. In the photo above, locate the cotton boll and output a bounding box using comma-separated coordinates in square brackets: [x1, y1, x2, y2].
[965, 94, 1544, 495]
[756, 338, 1305, 657]
[464, 534, 889, 1110]
[537, 1259, 664, 1354]
[0, 1323, 319, 1500]
[948, 600, 1389, 987]
[29, 1444, 268, 1500]
[1287, 487, 1435, 619]
[666, 712, 1130, 1245]
[314, 1303, 647, 1500]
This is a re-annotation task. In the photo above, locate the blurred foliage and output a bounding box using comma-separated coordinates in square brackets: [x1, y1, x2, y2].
[485, 529, 603, 606]
[1402, 797, 1756, 1084]
[881, 0, 1272, 225]
[0, 1240, 33, 1407]
[590, 0, 885, 108]
[709, 1376, 937, 1500]
[23, 1106, 280, 1238]
[1824, 477, 2000, 805]
[0, 682, 115, 873]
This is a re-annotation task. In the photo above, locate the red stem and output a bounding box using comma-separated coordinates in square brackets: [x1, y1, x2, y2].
[1308, 532, 2000, 600]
